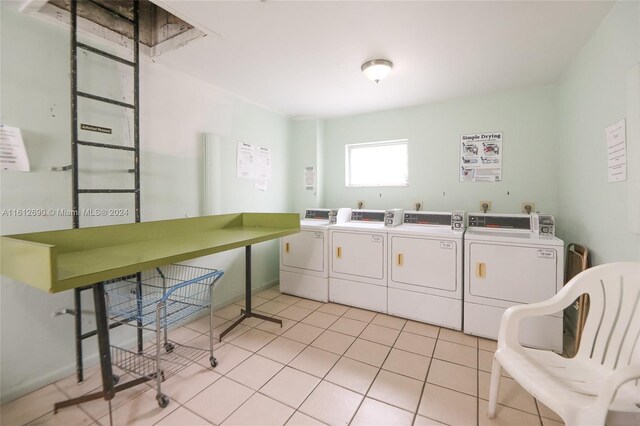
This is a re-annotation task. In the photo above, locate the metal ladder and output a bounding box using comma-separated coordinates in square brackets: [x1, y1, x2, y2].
[69, 0, 141, 383]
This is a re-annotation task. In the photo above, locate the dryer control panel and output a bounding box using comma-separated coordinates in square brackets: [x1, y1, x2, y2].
[351, 210, 385, 222]
[404, 212, 451, 226]
[305, 209, 331, 220]
[468, 214, 531, 230]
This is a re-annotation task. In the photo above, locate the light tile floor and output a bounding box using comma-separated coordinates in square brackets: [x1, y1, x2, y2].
[1, 287, 565, 426]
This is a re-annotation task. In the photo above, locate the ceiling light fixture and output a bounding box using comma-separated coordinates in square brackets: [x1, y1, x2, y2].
[361, 59, 393, 83]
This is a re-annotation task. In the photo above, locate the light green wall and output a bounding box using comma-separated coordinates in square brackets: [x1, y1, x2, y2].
[322, 85, 559, 214]
[557, 0, 640, 264]
[0, 3, 292, 403]
[289, 119, 321, 215]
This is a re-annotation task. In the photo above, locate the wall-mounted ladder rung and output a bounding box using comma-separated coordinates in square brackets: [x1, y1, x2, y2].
[77, 91, 135, 109]
[70, 0, 141, 386]
[78, 189, 137, 194]
[77, 140, 135, 152]
[86, 0, 135, 25]
[76, 42, 135, 67]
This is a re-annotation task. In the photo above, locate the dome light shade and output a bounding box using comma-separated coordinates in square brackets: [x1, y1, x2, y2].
[361, 59, 393, 83]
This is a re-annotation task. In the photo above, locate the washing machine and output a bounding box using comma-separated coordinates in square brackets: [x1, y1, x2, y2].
[463, 213, 564, 351]
[329, 209, 388, 312]
[386, 211, 466, 330]
[280, 208, 350, 302]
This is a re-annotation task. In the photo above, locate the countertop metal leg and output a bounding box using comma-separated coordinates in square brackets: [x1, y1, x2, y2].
[93, 282, 115, 400]
[220, 245, 282, 340]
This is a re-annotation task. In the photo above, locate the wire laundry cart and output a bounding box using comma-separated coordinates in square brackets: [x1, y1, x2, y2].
[105, 264, 224, 408]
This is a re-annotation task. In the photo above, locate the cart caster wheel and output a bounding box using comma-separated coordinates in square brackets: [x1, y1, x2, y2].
[210, 356, 218, 368]
[113, 375, 120, 385]
[164, 342, 175, 353]
[156, 394, 169, 408]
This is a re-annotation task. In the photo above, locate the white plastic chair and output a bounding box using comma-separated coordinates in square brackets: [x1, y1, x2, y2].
[488, 262, 640, 426]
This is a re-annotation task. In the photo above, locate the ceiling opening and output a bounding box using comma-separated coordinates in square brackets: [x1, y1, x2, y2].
[22, 0, 206, 57]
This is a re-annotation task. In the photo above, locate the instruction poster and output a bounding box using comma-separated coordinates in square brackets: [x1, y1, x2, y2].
[255, 146, 272, 181]
[305, 166, 316, 190]
[460, 132, 502, 182]
[605, 119, 626, 183]
[1, 124, 30, 171]
[254, 146, 272, 192]
[237, 141, 272, 191]
[237, 142, 256, 179]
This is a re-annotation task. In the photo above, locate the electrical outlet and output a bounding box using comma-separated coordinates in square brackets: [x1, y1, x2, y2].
[480, 200, 492, 213]
[522, 202, 535, 214]
[356, 200, 365, 209]
[414, 201, 423, 211]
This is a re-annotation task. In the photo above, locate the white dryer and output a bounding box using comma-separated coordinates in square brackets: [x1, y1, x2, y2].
[387, 211, 465, 330]
[329, 210, 388, 312]
[279, 209, 333, 302]
[463, 213, 564, 351]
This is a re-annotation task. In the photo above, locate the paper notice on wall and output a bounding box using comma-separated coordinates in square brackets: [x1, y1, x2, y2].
[304, 166, 316, 190]
[255, 146, 272, 181]
[236, 142, 256, 179]
[606, 119, 627, 183]
[459, 132, 502, 182]
[254, 179, 268, 191]
[1, 124, 30, 171]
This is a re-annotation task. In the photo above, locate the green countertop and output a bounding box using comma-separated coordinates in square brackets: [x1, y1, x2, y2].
[0, 213, 300, 293]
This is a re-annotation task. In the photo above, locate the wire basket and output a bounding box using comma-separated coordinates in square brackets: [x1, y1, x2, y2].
[105, 264, 224, 330]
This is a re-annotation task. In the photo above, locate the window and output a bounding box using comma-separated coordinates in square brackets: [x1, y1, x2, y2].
[345, 139, 408, 187]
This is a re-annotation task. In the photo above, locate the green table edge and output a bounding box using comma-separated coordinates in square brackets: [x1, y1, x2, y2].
[0, 213, 300, 293]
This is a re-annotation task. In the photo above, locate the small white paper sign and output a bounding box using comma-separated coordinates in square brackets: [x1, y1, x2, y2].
[254, 179, 268, 191]
[304, 166, 316, 190]
[1, 124, 30, 171]
[236, 142, 256, 179]
[606, 119, 627, 182]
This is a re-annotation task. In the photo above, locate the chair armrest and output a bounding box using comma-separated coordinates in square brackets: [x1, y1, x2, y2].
[497, 285, 583, 348]
[595, 366, 640, 412]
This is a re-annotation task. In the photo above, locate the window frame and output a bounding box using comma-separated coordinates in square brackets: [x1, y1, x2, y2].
[344, 139, 409, 188]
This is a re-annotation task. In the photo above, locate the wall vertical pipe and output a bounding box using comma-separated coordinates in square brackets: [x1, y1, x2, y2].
[626, 64, 640, 235]
[203, 133, 222, 216]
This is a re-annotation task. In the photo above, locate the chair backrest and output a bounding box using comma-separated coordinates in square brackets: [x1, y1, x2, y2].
[572, 262, 640, 370]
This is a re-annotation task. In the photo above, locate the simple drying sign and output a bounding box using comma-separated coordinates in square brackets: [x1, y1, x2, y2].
[460, 132, 503, 182]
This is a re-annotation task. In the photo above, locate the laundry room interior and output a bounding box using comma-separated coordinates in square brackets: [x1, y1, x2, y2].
[1, 1, 639, 425]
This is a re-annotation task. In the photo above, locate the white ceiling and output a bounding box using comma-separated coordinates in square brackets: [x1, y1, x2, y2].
[153, 0, 614, 119]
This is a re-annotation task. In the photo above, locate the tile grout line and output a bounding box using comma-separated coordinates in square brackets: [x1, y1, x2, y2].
[476, 343, 481, 426]
[345, 312, 419, 425]
[24, 292, 495, 426]
[220, 299, 362, 425]
[196, 295, 329, 425]
[411, 324, 443, 426]
[144, 302, 427, 424]
[276, 302, 370, 425]
[267, 302, 388, 425]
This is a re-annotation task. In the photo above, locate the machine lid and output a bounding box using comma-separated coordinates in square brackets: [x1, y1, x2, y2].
[464, 229, 564, 246]
[468, 214, 531, 231]
[351, 210, 386, 223]
[404, 212, 452, 226]
[304, 209, 331, 220]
